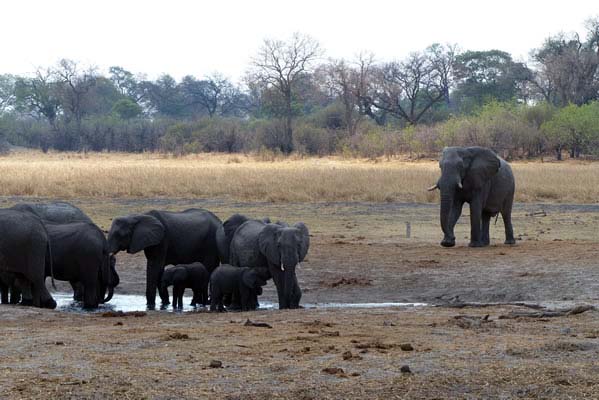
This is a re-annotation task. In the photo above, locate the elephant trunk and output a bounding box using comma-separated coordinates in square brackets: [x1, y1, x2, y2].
[283, 267, 295, 310]
[440, 187, 456, 247]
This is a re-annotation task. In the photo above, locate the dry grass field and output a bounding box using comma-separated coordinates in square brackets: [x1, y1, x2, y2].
[3, 151, 599, 398]
[0, 150, 598, 203]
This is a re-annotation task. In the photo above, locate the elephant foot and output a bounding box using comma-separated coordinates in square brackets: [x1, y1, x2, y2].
[468, 241, 485, 248]
[504, 238, 516, 245]
[440, 239, 455, 247]
[146, 303, 156, 311]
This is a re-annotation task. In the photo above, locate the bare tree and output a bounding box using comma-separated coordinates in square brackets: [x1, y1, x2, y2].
[324, 53, 378, 135]
[531, 18, 599, 106]
[249, 33, 322, 153]
[356, 45, 455, 126]
[54, 59, 97, 129]
[0, 74, 17, 113]
[14, 68, 61, 128]
[181, 73, 245, 117]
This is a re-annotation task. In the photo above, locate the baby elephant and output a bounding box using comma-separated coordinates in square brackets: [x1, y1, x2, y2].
[160, 263, 209, 309]
[210, 265, 267, 312]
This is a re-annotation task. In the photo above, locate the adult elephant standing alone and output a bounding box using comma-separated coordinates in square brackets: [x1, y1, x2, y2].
[429, 146, 515, 247]
[107, 209, 221, 308]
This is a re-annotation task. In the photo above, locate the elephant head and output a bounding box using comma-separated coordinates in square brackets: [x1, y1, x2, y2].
[159, 267, 180, 291]
[107, 214, 165, 255]
[258, 222, 309, 308]
[242, 268, 268, 292]
[431, 146, 500, 247]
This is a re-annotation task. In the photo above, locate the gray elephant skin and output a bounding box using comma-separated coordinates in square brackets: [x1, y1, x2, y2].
[10, 202, 118, 305]
[0, 209, 56, 308]
[230, 220, 309, 309]
[107, 208, 221, 308]
[210, 264, 268, 312]
[45, 221, 119, 309]
[160, 262, 209, 309]
[11, 201, 93, 224]
[430, 146, 515, 247]
[216, 214, 272, 264]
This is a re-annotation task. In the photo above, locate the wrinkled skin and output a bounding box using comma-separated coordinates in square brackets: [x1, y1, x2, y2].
[11, 202, 93, 224]
[107, 208, 221, 309]
[230, 220, 310, 310]
[432, 147, 515, 248]
[160, 263, 209, 309]
[0, 209, 56, 309]
[210, 265, 268, 312]
[44, 222, 119, 309]
[9, 201, 118, 302]
[216, 214, 272, 264]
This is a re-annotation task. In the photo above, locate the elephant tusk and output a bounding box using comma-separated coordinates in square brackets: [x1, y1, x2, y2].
[457, 182, 463, 189]
[427, 184, 439, 191]
[281, 263, 285, 272]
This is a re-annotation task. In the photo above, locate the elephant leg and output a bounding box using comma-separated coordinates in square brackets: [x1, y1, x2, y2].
[290, 275, 302, 309]
[0, 282, 8, 304]
[146, 265, 167, 309]
[81, 271, 99, 309]
[177, 288, 184, 309]
[10, 284, 22, 305]
[502, 200, 516, 245]
[269, 267, 287, 309]
[481, 212, 492, 246]
[468, 198, 484, 247]
[70, 281, 83, 301]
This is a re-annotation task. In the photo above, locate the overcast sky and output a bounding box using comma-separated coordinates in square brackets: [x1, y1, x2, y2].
[1, 0, 597, 82]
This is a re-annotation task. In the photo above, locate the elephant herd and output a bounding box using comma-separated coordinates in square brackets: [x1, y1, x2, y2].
[0, 146, 515, 312]
[0, 203, 310, 312]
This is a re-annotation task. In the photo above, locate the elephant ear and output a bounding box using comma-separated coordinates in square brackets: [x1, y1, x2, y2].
[294, 222, 310, 262]
[129, 215, 165, 254]
[242, 269, 257, 288]
[464, 147, 500, 189]
[258, 224, 281, 266]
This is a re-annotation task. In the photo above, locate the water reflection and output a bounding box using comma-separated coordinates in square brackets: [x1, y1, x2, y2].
[52, 292, 428, 313]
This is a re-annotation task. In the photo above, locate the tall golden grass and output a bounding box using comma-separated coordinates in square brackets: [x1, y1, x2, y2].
[0, 151, 597, 203]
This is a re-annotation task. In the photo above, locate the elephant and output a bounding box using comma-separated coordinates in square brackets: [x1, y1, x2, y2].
[0, 209, 56, 309]
[11, 201, 93, 224]
[160, 262, 209, 309]
[210, 264, 268, 312]
[428, 146, 515, 248]
[216, 214, 272, 264]
[229, 220, 309, 309]
[10, 201, 118, 302]
[0, 272, 32, 305]
[107, 208, 222, 308]
[44, 221, 120, 309]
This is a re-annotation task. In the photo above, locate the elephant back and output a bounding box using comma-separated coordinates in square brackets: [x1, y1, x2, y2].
[11, 202, 93, 224]
[216, 214, 250, 264]
[229, 220, 268, 269]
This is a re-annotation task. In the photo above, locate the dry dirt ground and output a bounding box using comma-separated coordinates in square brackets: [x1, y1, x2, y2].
[2, 198, 599, 399]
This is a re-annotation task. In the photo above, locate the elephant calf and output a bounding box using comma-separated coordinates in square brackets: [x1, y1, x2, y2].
[210, 265, 267, 312]
[160, 263, 209, 309]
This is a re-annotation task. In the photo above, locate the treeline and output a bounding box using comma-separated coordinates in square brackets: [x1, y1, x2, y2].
[0, 18, 598, 159]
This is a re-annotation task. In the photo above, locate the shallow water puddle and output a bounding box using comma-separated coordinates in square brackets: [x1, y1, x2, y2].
[52, 292, 428, 313]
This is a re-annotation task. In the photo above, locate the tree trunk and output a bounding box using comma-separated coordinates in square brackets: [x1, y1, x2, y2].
[556, 146, 562, 161]
[283, 92, 294, 154]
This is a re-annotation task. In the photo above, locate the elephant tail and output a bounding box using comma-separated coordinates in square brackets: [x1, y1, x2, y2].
[46, 237, 56, 290]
